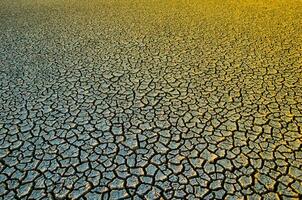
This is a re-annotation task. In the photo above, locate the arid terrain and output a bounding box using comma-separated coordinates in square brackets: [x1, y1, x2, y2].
[0, 0, 302, 199]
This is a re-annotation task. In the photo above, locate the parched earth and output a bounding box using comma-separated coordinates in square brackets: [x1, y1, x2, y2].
[0, 0, 302, 199]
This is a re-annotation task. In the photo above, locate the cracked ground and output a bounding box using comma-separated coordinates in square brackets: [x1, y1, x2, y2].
[0, 0, 302, 199]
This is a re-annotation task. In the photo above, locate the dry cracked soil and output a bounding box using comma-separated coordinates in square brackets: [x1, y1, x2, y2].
[0, 0, 302, 199]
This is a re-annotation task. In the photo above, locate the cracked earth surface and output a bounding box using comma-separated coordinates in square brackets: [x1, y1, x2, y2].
[0, 0, 302, 199]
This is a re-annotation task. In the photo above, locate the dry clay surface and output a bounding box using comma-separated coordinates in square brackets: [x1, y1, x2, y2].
[0, 0, 302, 199]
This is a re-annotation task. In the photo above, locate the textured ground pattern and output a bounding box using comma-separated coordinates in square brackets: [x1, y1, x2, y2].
[0, 0, 302, 199]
